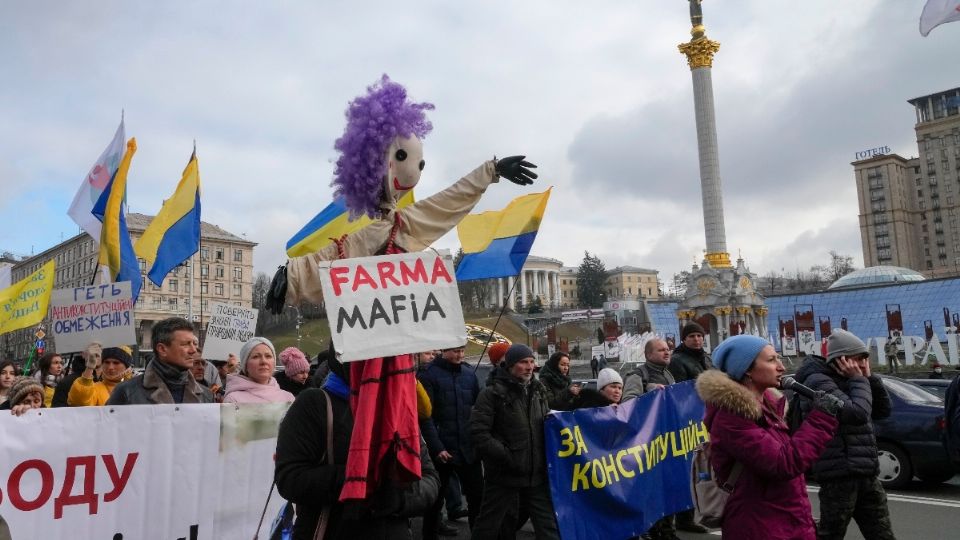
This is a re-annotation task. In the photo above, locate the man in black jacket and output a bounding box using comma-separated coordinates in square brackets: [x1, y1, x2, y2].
[795, 329, 894, 540]
[666, 323, 712, 534]
[417, 345, 483, 538]
[470, 344, 560, 540]
[668, 322, 714, 383]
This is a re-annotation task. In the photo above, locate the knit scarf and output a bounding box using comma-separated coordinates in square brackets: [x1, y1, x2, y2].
[538, 362, 570, 392]
[151, 360, 190, 403]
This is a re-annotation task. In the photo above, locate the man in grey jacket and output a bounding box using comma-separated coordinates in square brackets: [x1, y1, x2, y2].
[795, 329, 894, 540]
[622, 338, 676, 402]
[622, 338, 681, 539]
[107, 317, 213, 405]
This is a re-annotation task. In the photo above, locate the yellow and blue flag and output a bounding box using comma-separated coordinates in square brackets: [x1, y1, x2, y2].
[455, 188, 551, 281]
[92, 138, 141, 301]
[135, 151, 201, 286]
[286, 190, 415, 257]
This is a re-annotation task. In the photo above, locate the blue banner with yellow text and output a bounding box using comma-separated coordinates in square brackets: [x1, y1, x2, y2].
[544, 381, 707, 540]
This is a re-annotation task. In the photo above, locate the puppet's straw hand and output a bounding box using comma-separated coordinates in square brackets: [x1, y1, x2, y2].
[495, 155, 538, 186]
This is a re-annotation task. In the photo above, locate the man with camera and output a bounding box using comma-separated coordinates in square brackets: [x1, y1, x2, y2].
[794, 329, 894, 540]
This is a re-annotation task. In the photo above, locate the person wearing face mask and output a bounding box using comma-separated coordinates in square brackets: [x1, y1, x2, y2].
[68, 347, 133, 407]
[222, 337, 294, 404]
[697, 335, 841, 540]
[470, 344, 561, 540]
[274, 346, 315, 397]
[930, 363, 945, 379]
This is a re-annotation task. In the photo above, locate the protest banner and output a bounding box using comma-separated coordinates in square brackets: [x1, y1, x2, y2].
[49, 282, 136, 353]
[317, 251, 466, 362]
[0, 403, 288, 539]
[544, 381, 706, 539]
[0, 260, 55, 335]
[203, 302, 259, 360]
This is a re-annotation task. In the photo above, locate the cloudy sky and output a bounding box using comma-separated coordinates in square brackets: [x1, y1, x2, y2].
[2, 1, 958, 286]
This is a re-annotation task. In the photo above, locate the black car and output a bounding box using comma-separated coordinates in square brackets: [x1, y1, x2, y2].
[907, 378, 951, 400]
[873, 375, 956, 489]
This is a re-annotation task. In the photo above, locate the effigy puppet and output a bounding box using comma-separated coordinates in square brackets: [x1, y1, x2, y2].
[267, 75, 536, 501]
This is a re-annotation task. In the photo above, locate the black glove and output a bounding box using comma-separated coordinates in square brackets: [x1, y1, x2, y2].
[495, 155, 537, 185]
[813, 391, 844, 417]
[265, 265, 288, 315]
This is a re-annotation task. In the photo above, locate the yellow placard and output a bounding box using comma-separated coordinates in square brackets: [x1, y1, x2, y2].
[0, 260, 56, 334]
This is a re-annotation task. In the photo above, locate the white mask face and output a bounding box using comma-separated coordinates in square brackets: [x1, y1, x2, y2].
[383, 135, 424, 205]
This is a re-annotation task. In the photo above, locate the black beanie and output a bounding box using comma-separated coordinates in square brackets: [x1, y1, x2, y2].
[504, 344, 534, 368]
[681, 322, 706, 340]
[102, 347, 132, 367]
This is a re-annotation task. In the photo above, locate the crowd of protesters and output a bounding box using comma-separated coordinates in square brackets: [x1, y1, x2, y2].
[1, 316, 906, 540]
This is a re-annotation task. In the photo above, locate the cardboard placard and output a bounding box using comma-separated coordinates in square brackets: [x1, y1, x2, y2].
[318, 252, 466, 362]
[203, 303, 259, 360]
[49, 282, 136, 352]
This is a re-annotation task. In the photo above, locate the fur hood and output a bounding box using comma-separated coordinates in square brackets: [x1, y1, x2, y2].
[696, 369, 784, 421]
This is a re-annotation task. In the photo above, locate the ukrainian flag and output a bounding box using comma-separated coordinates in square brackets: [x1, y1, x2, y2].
[455, 188, 551, 281]
[135, 151, 202, 286]
[92, 138, 142, 301]
[286, 190, 415, 257]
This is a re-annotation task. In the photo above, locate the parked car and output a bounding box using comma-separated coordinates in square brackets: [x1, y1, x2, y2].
[873, 375, 956, 489]
[573, 378, 598, 391]
[907, 378, 951, 400]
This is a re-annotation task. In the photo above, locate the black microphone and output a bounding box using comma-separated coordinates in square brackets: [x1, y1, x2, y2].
[780, 376, 817, 400]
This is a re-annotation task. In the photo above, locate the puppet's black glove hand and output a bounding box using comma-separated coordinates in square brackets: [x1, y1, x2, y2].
[265, 265, 288, 315]
[495, 155, 537, 185]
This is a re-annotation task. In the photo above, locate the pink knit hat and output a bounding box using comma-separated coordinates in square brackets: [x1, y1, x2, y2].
[279, 347, 310, 377]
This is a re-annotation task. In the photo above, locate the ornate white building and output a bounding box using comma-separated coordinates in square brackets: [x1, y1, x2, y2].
[484, 255, 565, 310]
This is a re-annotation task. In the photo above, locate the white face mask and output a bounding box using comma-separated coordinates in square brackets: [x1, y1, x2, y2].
[383, 135, 424, 206]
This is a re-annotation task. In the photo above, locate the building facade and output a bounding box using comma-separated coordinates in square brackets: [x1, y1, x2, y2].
[3, 214, 256, 362]
[856, 87, 960, 278]
[604, 266, 660, 301]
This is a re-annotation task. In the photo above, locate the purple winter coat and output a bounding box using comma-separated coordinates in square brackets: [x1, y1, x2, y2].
[696, 370, 838, 540]
[222, 374, 294, 404]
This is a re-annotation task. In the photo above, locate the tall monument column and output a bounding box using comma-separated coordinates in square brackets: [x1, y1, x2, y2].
[678, 0, 731, 268]
[674, 2, 766, 347]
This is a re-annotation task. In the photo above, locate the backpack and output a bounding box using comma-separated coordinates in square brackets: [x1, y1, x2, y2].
[689, 441, 742, 529]
[785, 391, 806, 434]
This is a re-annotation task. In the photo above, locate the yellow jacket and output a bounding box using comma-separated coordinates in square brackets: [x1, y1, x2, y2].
[416, 380, 432, 420]
[68, 377, 120, 407]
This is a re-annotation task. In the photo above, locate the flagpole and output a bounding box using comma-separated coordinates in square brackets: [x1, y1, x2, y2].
[473, 273, 521, 371]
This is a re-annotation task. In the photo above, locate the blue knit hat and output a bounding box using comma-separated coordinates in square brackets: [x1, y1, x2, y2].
[712, 335, 769, 381]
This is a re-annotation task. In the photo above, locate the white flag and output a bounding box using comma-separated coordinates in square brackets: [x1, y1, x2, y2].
[920, 0, 960, 36]
[0, 264, 11, 289]
[67, 119, 126, 242]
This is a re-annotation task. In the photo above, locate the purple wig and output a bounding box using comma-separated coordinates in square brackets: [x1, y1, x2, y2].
[332, 75, 434, 219]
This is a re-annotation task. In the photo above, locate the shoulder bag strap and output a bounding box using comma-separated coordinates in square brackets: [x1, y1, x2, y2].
[313, 389, 335, 540]
[722, 461, 744, 492]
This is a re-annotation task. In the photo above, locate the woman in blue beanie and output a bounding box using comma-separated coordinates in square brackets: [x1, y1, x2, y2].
[695, 335, 841, 539]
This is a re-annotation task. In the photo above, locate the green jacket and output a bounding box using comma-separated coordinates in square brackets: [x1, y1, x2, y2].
[667, 344, 714, 382]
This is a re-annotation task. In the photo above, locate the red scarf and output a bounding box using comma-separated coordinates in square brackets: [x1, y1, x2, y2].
[338, 213, 422, 501]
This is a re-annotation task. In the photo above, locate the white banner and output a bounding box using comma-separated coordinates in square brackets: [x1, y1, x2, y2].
[318, 252, 467, 362]
[203, 303, 259, 361]
[0, 403, 288, 539]
[49, 283, 136, 353]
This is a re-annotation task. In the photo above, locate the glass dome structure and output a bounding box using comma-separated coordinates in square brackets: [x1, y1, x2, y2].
[827, 266, 926, 290]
